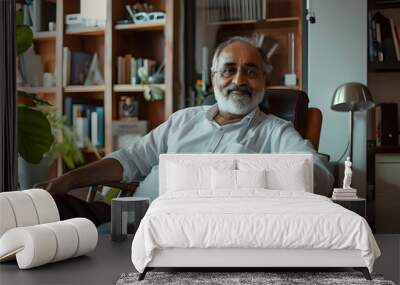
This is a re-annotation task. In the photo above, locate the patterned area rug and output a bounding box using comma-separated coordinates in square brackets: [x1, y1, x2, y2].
[116, 271, 396, 285]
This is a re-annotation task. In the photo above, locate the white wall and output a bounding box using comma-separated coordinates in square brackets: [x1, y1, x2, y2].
[308, 0, 368, 195]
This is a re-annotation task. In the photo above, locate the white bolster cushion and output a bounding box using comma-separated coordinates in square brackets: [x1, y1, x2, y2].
[0, 189, 60, 238]
[0, 196, 17, 237]
[24, 189, 60, 224]
[0, 191, 39, 228]
[0, 218, 98, 269]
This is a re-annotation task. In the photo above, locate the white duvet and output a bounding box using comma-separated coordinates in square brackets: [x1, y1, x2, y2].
[131, 190, 380, 273]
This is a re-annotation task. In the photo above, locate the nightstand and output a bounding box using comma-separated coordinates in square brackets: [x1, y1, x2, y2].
[331, 198, 366, 218]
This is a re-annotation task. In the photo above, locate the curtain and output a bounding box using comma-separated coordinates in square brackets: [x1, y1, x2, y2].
[0, 0, 18, 192]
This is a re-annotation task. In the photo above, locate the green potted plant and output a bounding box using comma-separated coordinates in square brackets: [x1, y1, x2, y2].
[16, 7, 97, 188]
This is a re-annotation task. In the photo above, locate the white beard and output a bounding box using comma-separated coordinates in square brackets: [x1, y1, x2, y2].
[214, 86, 264, 115]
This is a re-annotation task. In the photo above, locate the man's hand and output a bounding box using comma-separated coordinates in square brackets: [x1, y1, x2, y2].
[45, 175, 73, 195]
[42, 158, 124, 196]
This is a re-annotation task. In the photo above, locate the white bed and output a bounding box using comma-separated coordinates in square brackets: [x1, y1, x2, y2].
[131, 154, 380, 280]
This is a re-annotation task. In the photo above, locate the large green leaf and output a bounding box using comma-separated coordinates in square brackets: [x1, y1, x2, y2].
[18, 106, 54, 164]
[16, 25, 33, 55]
[16, 8, 24, 26]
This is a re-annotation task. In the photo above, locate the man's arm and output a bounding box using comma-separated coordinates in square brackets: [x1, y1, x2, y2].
[46, 158, 123, 195]
[47, 114, 174, 195]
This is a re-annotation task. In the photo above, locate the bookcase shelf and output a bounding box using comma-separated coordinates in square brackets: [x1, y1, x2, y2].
[208, 17, 300, 26]
[33, 31, 57, 41]
[268, 85, 301, 90]
[64, 85, 105, 93]
[17, 86, 57, 94]
[65, 27, 105, 36]
[368, 61, 400, 72]
[113, 84, 165, 93]
[114, 21, 165, 32]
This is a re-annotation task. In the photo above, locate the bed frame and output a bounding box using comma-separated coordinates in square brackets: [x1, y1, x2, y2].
[139, 248, 371, 280]
[137, 154, 372, 281]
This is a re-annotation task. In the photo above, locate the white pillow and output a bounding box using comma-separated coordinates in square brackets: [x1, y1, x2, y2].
[167, 161, 235, 191]
[211, 168, 236, 190]
[211, 169, 267, 190]
[237, 169, 267, 188]
[238, 159, 309, 192]
[266, 161, 307, 191]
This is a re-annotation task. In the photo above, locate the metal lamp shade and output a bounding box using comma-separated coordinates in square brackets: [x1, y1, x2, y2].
[331, 82, 375, 112]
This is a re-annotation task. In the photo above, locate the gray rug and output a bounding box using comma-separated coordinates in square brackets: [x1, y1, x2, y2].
[116, 271, 396, 285]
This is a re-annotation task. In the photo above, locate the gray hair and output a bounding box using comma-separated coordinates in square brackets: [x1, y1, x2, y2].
[210, 36, 271, 75]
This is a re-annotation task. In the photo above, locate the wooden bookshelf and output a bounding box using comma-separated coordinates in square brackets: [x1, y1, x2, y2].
[17, 86, 57, 94]
[33, 31, 57, 41]
[64, 85, 105, 93]
[207, 17, 300, 27]
[185, 0, 305, 106]
[114, 21, 165, 32]
[65, 26, 105, 36]
[113, 84, 165, 92]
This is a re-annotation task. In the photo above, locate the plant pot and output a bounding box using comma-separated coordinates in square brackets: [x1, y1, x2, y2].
[18, 156, 49, 190]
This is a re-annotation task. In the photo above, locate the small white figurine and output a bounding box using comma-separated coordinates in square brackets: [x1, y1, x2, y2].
[342, 157, 352, 189]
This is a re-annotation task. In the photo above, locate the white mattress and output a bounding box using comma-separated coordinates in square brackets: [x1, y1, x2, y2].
[131, 190, 380, 273]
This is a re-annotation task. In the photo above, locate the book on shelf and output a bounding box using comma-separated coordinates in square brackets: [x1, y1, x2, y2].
[18, 47, 44, 87]
[116, 54, 159, 85]
[207, 0, 265, 23]
[369, 12, 400, 63]
[17, 1, 56, 33]
[63, 98, 105, 148]
[112, 120, 148, 150]
[63, 47, 104, 86]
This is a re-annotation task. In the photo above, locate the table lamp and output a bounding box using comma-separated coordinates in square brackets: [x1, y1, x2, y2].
[331, 82, 375, 162]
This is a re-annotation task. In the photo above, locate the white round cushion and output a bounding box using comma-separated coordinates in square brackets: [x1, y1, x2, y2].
[24, 189, 60, 224]
[0, 196, 17, 237]
[0, 218, 98, 269]
[65, 218, 98, 257]
[0, 191, 39, 227]
[42, 221, 79, 262]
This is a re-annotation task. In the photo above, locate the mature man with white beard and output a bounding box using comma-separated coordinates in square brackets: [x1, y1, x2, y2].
[46, 36, 334, 225]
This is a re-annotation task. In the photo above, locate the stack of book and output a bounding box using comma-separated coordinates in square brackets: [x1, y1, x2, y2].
[332, 188, 358, 200]
[116, 54, 158, 85]
[208, 0, 267, 23]
[64, 97, 105, 148]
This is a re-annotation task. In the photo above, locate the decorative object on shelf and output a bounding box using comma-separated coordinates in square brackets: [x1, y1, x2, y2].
[80, 0, 106, 27]
[134, 12, 166, 23]
[48, 21, 56, 31]
[119, 96, 139, 121]
[63, 48, 103, 86]
[332, 157, 358, 200]
[331, 82, 375, 162]
[284, 32, 297, 86]
[112, 120, 147, 150]
[111, 197, 150, 242]
[253, 33, 279, 74]
[42, 72, 55, 87]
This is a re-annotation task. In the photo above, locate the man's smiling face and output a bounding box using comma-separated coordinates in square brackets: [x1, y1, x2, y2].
[212, 42, 267, 116]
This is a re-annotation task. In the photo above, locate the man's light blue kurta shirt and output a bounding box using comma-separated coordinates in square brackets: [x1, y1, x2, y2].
[106, 104, 334, 200]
